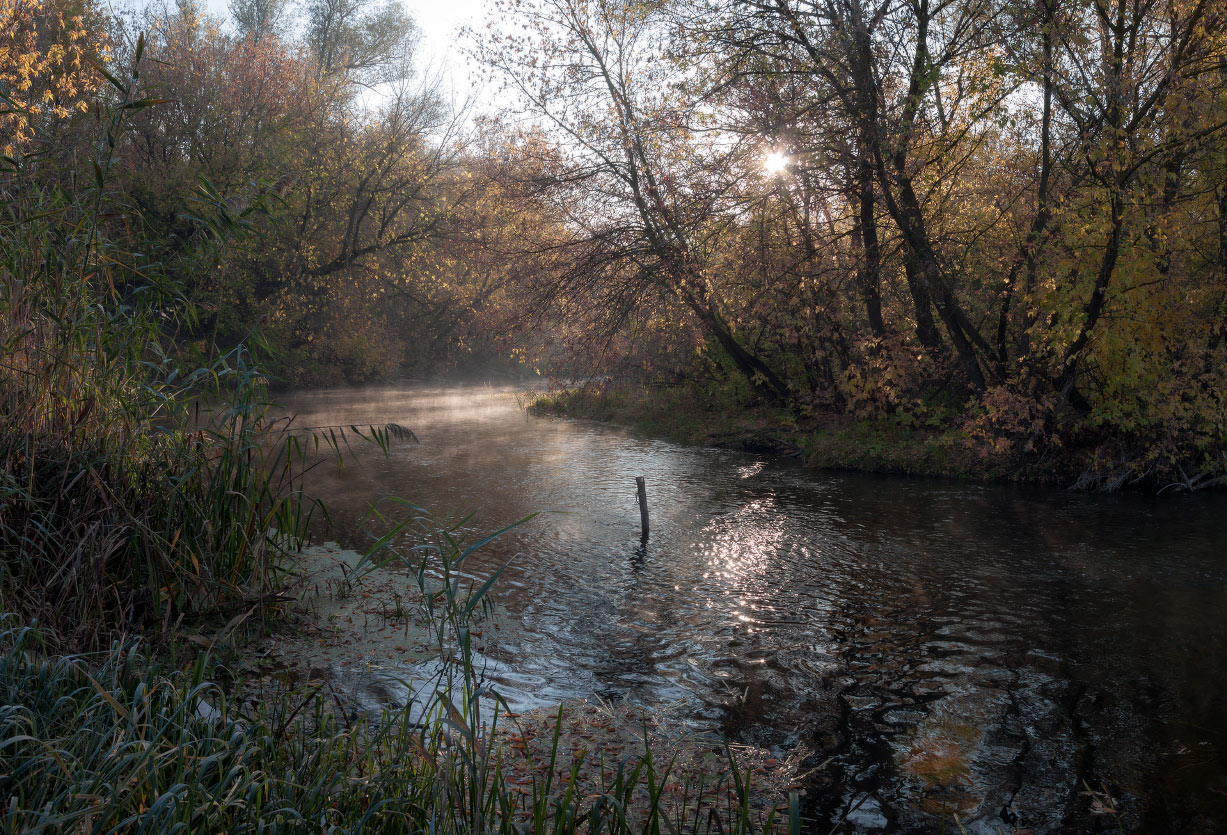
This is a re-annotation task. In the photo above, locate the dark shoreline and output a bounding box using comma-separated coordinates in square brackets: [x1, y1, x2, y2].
[526, 385, 1226, 496]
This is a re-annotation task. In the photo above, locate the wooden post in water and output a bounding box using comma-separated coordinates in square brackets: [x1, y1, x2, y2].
[636, 476, 650, 541]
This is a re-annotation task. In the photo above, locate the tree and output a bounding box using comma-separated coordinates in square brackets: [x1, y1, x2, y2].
[699, 0, 1022, 392]
[0, 0, 102, 154]
[304, 0, 417, 83]
[482, 0, 793, 401]
[116, 0, 475, 383]
[229, 0, 289, 40]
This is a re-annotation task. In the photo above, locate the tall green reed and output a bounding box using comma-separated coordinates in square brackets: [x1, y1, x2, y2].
[0, 39, 307, 649]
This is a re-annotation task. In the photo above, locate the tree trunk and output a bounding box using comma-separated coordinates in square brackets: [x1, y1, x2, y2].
[856, 158, 886, 340]
[1018, 0, 1056, 364]
[903, 254, 942, 355]
[680, 289, 791, 404]
[887, 173, 988, 390]
[1056, 193, 1123, 398]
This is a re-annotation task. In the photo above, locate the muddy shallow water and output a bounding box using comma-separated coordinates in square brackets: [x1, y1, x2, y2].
[273, 384, 1227, 833]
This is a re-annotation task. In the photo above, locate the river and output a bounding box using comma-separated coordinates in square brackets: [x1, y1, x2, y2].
[274, 383, 1227, 833]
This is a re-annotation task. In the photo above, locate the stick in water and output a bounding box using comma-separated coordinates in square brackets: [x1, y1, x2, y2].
[636, 476, 649, 541]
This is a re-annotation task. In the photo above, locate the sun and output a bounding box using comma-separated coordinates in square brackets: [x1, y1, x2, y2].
[763, 150, 789, 175]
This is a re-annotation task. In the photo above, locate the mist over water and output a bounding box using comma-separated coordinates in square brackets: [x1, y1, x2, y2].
[275, 384, 1227, 833]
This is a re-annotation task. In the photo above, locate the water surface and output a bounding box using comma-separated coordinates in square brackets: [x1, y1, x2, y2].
[275, 384, 1227, 833]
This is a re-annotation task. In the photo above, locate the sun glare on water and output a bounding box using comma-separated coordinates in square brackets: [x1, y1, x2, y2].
[763, 151, 789, 174]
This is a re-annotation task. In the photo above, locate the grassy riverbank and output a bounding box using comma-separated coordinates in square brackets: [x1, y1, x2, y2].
[526, 383, 1225, 491]
[0, 631, 798, 834]
[528, 385, 1000, 479]
[0, 524, 802, 834]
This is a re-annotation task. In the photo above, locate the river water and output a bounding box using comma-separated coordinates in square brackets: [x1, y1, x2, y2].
[275, 384, 1227, 833]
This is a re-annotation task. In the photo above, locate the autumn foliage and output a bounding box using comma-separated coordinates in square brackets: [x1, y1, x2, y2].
[477, 0, 1227, 489]
[0, 0, 101, 152]
[2, 0, 1224, 489]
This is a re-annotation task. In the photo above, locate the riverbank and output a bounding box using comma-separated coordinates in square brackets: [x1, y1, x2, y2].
[0, 527, 801, 834]
[526, 385, 1022, 482]
[526, 383, 1226, 492]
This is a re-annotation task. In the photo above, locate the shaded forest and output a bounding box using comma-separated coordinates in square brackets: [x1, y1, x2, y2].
[4, 0, 1227, 490]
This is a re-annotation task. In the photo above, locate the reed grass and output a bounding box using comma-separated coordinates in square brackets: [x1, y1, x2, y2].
[0, 514, 801, 835]
[0, 43, 308, 649]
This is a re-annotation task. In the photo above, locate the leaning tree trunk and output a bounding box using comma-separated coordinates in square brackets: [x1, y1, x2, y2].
[678, 288, 792, 405]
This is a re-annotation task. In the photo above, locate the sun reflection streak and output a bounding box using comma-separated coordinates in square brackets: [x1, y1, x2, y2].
[697, 499, 788, 628]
